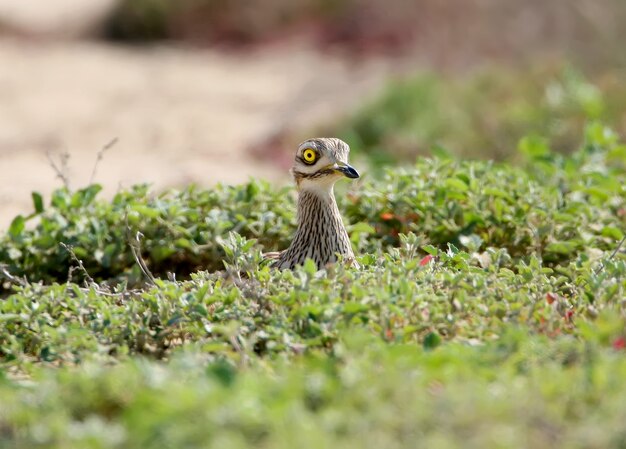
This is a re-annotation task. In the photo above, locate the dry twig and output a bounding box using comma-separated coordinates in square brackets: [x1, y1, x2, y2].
[46, 149, 71, 189]
[89, 137, 118, 185]
[0, 263, 28, 287]
[594, 235, 626, 275]
[60, 242, 96, 286]
[125, 215, 157, 286]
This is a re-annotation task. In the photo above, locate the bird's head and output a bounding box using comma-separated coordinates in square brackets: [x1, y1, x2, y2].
[291, 137, 359, 193]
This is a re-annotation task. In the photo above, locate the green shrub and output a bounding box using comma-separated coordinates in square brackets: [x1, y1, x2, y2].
[1, 232, 625, 370]
[3, 331, 626, 449]
[346, 123, 626, 261]
[1, 123, 623, 290]
[0, 125, 625, 449]
[2, 120, 625, 368]
[0, 182, 295, 288]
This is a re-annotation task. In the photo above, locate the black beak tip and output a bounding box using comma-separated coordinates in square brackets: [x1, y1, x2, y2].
[341, 166, 360, 179]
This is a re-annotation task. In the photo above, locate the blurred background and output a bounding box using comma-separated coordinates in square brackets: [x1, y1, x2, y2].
[1, 0, 625, 228]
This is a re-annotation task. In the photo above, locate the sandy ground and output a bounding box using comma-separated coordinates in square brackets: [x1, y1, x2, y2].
[0, 0, 117, 37]
[0, 38, 393, 229]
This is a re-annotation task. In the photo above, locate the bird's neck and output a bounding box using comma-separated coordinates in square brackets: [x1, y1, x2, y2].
[296, 188, 340, 229]
[274, 185, 354, 270]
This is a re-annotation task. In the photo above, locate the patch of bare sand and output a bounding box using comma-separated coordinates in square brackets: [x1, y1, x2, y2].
[0, 38, 393, 229]
[0, 0, 118, 37]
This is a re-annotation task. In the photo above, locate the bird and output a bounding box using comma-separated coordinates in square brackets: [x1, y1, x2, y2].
[268, 137, 360, 270]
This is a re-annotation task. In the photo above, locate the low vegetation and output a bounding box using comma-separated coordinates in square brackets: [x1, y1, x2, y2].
[3, 332, 626, 449]
[0, 119, 625, 447]
[2, 121, 624, 288]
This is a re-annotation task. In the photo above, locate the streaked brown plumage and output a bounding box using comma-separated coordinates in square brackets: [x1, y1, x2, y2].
[270, 138, 360, 270]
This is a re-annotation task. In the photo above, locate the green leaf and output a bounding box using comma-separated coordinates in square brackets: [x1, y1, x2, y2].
[483, 187, 513, 201]
[423, 332, 441, 350]
[343, 302, 369, 314]
[545, 241, 578, 255]
[350, 222, 376, 235]
[131, 205, 161, 218]
[175, 238, 193, 250]
[357, 254, 377, 266]
[584, 187, 609, 202]
[601, 227, 624, 241]
[246, 182, 260, 200]
[9, 215, 25, 239]
[518, 135, 550, 158]
[51, 188, 70, 210]
[84, 184, 103, 201]
[430, 144, 453, 160]
[31, 192, 44, 214]
[71, 184, 103, 208]
[444, 178, 469, 192]
[242, 239, 257, 252]
[447, 243, 461, 256]
[303, 258, 317, 276]
[585, 122, 617, 147]
[207, 359, 237, 387]
[422, 245, 439, 256]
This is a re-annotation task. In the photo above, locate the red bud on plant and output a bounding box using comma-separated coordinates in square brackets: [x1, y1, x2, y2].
[613, 337, 626, 350]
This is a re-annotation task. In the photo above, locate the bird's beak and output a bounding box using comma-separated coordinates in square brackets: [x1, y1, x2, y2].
[334, 163, 360, 179]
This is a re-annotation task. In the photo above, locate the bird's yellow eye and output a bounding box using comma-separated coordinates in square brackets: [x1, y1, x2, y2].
[302, 148, 317, 164]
